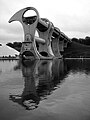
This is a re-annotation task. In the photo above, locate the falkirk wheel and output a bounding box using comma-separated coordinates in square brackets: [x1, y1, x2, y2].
[9, 7, 71, 60]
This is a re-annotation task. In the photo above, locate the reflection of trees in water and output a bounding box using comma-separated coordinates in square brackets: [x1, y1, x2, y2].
[0, 70, 2, 74]
[64, 59, 90, 74]
[10, 59, 90, 110]
[9, 59, 67, 110]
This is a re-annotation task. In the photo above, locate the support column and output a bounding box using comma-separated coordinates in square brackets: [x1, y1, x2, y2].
[51, 27, 62, 58]
[9, 7, 44, 60]
[37, 18, 55, 59]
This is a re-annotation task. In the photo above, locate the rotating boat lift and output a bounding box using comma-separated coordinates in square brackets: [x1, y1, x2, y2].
[9, 7, 71, 60]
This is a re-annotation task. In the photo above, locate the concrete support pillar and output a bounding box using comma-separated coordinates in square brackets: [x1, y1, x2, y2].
[37, 18, 55, 59]
[64, 40, 68, 48]
[59, 40, 64, 52]
[51, 27, 62, 58]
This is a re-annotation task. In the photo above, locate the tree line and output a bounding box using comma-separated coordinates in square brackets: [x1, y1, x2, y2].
[72, 36, 90, 46]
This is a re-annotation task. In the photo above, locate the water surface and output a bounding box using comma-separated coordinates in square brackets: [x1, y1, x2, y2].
[0, 59, 90, 120]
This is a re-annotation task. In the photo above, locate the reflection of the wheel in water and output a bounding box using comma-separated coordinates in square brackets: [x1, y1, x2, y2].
[10, 59, 67, 110]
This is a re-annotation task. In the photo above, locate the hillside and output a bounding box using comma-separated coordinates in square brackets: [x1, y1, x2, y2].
[63, 41, 90, 58]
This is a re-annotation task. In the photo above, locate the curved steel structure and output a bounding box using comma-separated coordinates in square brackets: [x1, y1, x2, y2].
[9, 7, 70, 60]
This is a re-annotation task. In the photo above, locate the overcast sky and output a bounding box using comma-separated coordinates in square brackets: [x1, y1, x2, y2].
[0, 0, 90, 45]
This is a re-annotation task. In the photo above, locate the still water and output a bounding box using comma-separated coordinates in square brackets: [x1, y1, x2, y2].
[0, 59, 90, 120]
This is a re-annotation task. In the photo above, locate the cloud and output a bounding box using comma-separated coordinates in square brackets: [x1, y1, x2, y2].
[54, 13, 90, 34]
[0, 33, 23, 44]
[0, 0, 90, 43]
[0, 23, 23, 44]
